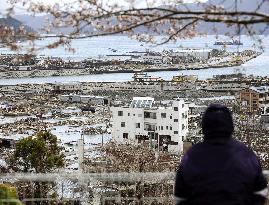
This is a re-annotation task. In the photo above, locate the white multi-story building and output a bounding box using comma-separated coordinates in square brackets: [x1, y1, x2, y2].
[111, 97, 188, 153]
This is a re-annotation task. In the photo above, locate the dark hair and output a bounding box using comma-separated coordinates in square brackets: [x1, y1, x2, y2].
[202, 104, 234, 139]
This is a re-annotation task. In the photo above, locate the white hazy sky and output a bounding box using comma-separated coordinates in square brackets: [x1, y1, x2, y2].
[0, 0, 208, 15]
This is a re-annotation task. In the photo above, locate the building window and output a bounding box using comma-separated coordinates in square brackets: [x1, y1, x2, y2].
[144, 112, 150, 118]
[182, 104, 184, 108]
[121, 122, 125, 127]
[166, 126, 168, 130]
[174, 131, 178, 134]
[182, 124, 185, 130]
[170, 126, 172, 130]
[118, 111, 123, 116]
[161, 113, 166, 118]
[133, 114, 135, 116]
[161, 126, 163, 130]
[128, 113, 130, 116]
[170, 115, 172, 119]
[174, 107, 178, 111]
[174, 119, 178, 122]
[123, 133, 128, 139]
[182, 113, 185, 118]
[136, 123, 140, 128]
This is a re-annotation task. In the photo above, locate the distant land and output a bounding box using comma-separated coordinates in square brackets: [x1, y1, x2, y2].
[3, 0, 269, 35]
[0, 17, 34, 33]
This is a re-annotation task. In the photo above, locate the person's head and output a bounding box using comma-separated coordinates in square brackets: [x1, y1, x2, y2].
[202, 104, 234, 141]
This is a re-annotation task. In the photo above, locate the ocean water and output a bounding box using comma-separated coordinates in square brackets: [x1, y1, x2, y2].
[0, 35, 268, 85]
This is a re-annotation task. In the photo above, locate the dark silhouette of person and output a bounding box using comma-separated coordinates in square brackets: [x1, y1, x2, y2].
[174, 104, 268, 205]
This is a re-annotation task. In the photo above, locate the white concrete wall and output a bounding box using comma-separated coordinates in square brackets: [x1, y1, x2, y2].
[111, 100, 188, 153]
[111, 107, 147, 143]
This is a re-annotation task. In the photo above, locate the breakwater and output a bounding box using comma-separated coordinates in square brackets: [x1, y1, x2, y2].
[0, 50, 261, 79]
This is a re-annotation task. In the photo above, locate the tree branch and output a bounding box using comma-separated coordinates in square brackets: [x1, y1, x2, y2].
[156, 19, 199, 46]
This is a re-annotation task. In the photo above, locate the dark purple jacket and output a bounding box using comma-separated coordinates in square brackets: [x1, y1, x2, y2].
[174, 138, 268, 205]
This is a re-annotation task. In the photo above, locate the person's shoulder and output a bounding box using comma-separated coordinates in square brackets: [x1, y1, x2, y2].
[230, 138, 258, 158]
[180, 142, 209, 166]
[184, 141, 205, 156]
[231, 138, 250, 150]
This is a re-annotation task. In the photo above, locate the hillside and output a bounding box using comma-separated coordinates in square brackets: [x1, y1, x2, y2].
[14, 0, 269, 35]
[0, 17, 34, 32]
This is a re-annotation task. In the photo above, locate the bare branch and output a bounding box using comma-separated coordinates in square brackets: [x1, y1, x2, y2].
[156, 19, 199, 45]
[1, 0, 269, 51]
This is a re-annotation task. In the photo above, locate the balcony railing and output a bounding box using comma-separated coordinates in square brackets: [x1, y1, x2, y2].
[0, 171, 268, 204]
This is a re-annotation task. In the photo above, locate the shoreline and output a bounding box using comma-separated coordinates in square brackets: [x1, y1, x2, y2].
[0, 59, 257, 79]
[0, 64, 250, 79]
[0, 52, 261, 79]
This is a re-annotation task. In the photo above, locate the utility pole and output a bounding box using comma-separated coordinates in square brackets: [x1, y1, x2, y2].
[158, 133, 160, 153]
[101, 127, 104, 147]
[78, 127, 85, 174]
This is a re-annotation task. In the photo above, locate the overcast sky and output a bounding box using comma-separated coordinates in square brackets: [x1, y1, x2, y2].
[0, 0, 208, 15]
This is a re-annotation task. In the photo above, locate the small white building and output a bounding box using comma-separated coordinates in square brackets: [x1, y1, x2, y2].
[52, 82, 82, 92]
[172, 49, 211, 60]
[111, 97, 188, 153]
[140, 54, 163, 64]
